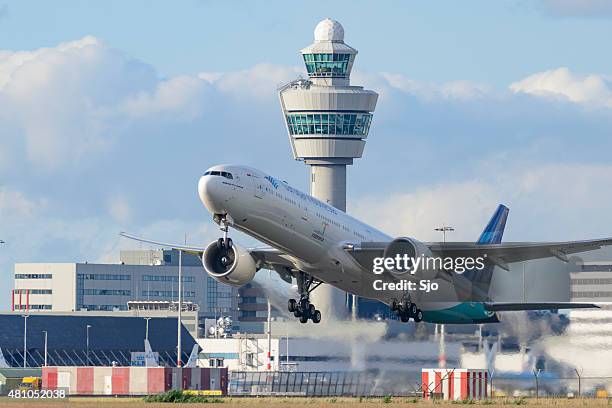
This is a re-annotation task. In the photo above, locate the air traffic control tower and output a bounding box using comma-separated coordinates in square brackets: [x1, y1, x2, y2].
[279, 19, 378, 320]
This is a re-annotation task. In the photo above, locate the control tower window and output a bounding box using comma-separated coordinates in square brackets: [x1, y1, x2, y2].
[303, 54, 351, 78]
[286, 113, 372, 136]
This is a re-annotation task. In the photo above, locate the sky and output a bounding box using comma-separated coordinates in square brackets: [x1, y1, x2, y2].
[2, 1, 612, 309]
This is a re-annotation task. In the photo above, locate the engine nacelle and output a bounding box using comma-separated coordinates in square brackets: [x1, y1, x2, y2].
[382, 237, 437, 279]
[202, 239, 257, 287]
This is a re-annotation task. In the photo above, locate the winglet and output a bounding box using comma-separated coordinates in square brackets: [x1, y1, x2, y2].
[477, 204, 509, 245]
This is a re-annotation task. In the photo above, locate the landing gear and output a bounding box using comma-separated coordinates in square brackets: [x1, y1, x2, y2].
[391, 296, 423, 323]
[287, 272, 322, 324]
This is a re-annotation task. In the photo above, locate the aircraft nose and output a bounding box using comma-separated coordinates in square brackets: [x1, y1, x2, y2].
[198, 175, 219, 213]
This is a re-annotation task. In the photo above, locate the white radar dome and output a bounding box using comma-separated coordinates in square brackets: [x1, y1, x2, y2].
[314, 18, 344, 42]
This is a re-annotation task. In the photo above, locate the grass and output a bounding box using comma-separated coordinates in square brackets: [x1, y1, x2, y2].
[143, 390, 223, 403]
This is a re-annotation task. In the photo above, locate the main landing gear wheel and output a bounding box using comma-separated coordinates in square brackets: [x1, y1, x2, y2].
[288, 299, 297, 313]
[288, 272, 323, 324]
[391, 297, 423, 323]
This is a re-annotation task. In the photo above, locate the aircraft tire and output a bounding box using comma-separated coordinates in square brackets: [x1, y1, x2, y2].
[288, 299, 297, 313]
[312, 310, 321, 324]
[308, 304, 316, 317]
[299, 315, 308, 324]
[410, 303, 418, 317]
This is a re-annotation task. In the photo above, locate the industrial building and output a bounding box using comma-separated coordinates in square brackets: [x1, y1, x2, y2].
[0, 313, 197, 367]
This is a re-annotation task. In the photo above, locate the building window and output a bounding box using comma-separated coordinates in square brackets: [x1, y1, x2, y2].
[240, 296, 257, 304]
[77, 274, 131, 280]
[164, 254, 172, 263]
[571, 278, 612, 285]
[286, 113, 372, 136]
[142, 290, 195, 298]
[15, 274, 52, 279]
[142, 275, 194, 283]
[14, 289, 52, 295]
[571, 291, 612, 298]
[14, 304, 51, 310]
[207, 277, 218, 310]
[303, 53, 351, 77]
[78, 289, 131, 296]
[81, 304, 128, 311]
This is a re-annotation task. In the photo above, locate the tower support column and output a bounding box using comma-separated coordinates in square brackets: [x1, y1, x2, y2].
[309, 162, 348, 211]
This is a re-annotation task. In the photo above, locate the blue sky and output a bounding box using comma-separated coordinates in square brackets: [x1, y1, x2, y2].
[2, 1, 612, 308]
[3, 1, 612, 85]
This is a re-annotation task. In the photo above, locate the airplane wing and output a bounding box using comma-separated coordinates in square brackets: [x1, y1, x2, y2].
[484, 302, 599, 311]
[119, 232, 296, 282]
[345, 238, 612, 271]
[429, 238, 612, 270]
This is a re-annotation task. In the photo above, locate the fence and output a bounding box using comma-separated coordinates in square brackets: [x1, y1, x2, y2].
[229, 371, 421, 396]
[228, 370, 612, 398]
[491, 372, 612, 398]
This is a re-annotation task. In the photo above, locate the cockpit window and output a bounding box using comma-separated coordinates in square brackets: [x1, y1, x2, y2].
[203, 171, 233, 179]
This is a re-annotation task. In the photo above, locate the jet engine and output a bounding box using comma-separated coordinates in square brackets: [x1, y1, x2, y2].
[202, 239, 257, 287]
[382, 237, 437, 279]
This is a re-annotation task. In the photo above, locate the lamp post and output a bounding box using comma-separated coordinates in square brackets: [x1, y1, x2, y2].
[177, 250, 183, 367]
[434, 224, 453, 369]
[86, 325, 92, 366]
[42, 330, 48, 367]
[434, 224, 454, 243]
[144, 317, 151, 341]
[22, 314, 29, 368]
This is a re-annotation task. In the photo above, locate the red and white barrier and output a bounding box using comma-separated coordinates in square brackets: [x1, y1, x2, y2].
[42, 366, 228, 396]
[422, 368, 488, 400]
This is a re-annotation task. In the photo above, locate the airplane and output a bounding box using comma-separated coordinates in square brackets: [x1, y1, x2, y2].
[121, 164, 611, 325]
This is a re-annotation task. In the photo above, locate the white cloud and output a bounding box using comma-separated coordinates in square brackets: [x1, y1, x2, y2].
[351, 164, 612, 242]
[198, 63, 302, 100]
[0, 187, 45, 219]
[120, 75, 210, 119]
[378, 72, 492, 101]
[510, 67, 612, 107]
[107, 195, 132, 224]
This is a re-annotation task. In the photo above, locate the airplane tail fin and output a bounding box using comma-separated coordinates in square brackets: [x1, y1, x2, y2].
[0, 347, 10, 368]
[144, 339, 159, 367]
[462, 204, 510, 300]
[184, 344, 200, 368]
[477, 204, 509, 244]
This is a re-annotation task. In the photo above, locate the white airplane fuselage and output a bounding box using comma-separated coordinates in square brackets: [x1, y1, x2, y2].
[198, 164, 496, 323]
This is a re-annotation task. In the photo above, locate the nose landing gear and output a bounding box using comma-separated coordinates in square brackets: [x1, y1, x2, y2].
[287, 272, 322, 324]
[391, 297, 423, 323]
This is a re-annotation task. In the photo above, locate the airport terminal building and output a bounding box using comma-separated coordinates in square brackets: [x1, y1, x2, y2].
[12, 250, 237, 316]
